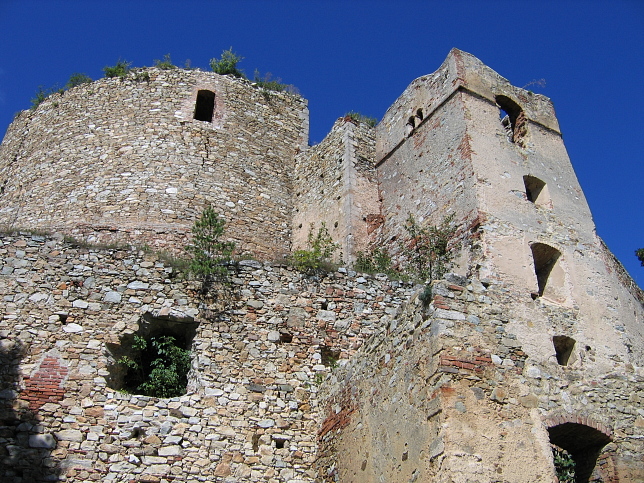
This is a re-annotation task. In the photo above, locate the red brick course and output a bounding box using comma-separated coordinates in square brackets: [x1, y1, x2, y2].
[21, 356, 68, 411]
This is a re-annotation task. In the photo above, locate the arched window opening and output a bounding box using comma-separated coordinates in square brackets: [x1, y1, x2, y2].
[523, 175, 550, 207]
[530, 243, 562, 298]
[416, 108, 424, 121]
[194, 89, 215, 122]
[548, 423, 612, 483]
[553, 335, 575, 366]
[496, 95, 527, 145]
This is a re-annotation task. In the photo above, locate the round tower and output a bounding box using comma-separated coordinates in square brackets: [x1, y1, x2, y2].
[0, 68, 309, 258]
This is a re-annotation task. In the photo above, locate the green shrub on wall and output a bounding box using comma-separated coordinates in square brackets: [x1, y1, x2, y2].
[401, 213, 456, 282]
[186, 205, 235, 290]
[210, 47, 245, 78]
[65, 73, 93, 89]
[103, 59, 131, 79]
[292, 222, 339, 274]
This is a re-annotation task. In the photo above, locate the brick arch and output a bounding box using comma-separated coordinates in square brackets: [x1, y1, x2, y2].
[544, 413, 615, 483]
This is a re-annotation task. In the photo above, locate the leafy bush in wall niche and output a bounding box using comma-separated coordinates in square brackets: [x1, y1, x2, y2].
[186, 205, 235, 289]
[103, 59, 131, 79]
[402, 213, 456, 282]
[210, 47, 245, 78]
[118, 335, 191, 398]
[292, 222, 340, 274]
[552, 446, 576, 483]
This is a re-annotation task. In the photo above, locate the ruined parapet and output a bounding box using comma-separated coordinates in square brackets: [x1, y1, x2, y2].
[293, 117, 379, 263]
[0, 232, 416, 482]
[0, 68, 309, 259]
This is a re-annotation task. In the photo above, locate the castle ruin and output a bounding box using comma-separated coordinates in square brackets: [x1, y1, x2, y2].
[0, 49, 642, 482]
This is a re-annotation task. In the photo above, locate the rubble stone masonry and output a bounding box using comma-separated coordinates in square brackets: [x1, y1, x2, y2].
[0, 49, 643, 482]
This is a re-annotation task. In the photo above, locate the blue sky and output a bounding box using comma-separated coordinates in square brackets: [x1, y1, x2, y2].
[0, 0, 642, 286]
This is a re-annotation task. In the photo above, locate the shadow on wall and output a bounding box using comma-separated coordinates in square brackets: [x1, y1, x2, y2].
[0, 339, 61, 482]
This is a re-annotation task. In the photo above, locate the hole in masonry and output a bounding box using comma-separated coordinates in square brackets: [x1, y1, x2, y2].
[279, 332, 293, 343]
[531, 243, 562, 297]
[193, 90, 215, 122]
[320, 346, 340, 367]
[106, 311, 198, 397]
[553, 335, 576, 366]
[548, 422, 612, 483]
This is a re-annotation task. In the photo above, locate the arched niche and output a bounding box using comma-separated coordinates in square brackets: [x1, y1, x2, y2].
[548, 420, 612, 483]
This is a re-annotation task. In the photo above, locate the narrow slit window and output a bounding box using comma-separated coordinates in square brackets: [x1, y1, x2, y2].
[531, 243, 561, 297]
[194, 90, 215, 122]
[553, 335, 575, 366]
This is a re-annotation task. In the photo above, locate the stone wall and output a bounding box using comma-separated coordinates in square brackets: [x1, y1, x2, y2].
[318, 274, 644, 482]
[0, 69, 309, 259]
[1, 48, 643, 483]
[0, 232, 415, 482]
[293, 118, 379, 263]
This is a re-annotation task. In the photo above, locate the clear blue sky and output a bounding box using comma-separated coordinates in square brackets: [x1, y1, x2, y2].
[1, 0, 642, 286]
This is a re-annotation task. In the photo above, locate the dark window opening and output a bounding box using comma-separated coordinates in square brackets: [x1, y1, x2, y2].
[407, 116, 416, 128]
[523, 175, 548, 205]
[548, 423, 612, 483]
[194, 89, 215, 122]
[274, 437, 287, 449]
[320, 346, 340, 367]
[416, 108, 424, 121]
[496, 95, 527, 145]
[106, 312, 198, 397]
[553, 335, 575, 366]
[531, 243, 561, 297]
[279, 332, 293, 343]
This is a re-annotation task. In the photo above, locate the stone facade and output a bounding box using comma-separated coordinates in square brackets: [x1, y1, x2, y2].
[0, 233, 414, 482]
[0, 69, 308, 259]
[0, 49, 643, 482]
[293, 118, 379, 263]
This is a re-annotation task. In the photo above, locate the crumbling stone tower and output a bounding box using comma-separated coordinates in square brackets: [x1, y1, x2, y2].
[0, 69, 308, 259]
[318, 49, 644, 482]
